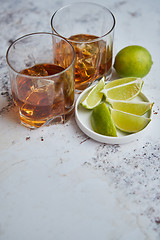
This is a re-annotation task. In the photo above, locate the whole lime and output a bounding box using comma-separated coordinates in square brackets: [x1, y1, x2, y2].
[114, 45, 153, 78]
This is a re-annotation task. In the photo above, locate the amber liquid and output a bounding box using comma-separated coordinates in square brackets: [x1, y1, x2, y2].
[12, 64, 74, 128]
[68, 34, 112, 90]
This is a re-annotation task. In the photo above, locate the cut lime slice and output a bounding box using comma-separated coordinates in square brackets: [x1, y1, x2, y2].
[108, 99, 154, 115]
[101, 78, 143, 100]
[91, 103, 117, 137]
[104, 77, 137, 89]
[110, 108, 151, 133]
[80, 77, 105, 109]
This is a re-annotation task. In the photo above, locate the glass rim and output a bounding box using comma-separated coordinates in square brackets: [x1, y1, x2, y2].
[51, 2, 116, 44]
[6, 32, 75, 79]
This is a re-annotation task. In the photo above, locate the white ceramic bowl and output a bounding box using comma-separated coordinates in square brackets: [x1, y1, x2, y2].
[75, 85, 152, 144]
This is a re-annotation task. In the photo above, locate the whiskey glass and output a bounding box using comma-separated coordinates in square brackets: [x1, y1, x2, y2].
[6, 32, 75, 128]
[51, 2, 115, 92]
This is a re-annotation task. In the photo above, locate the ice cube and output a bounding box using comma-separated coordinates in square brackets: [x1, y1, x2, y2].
[36, 78, 54, 89]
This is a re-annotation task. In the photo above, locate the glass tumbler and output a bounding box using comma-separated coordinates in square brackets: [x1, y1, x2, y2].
[51, 2, 115, 92]
[6, 32, 75, 128]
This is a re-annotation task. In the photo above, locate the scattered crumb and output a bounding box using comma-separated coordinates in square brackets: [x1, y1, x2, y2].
[153, 110, 158, 115]
[41, 137, 44, 141]
[80, 137, 90, 144]
[83, 142, 160, 233]
[155, 217, 160, 224]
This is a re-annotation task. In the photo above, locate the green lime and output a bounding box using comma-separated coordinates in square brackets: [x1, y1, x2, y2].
[101, 78, 143, 100]
[110, 108, 151, 133]
[80, 77, 105, 109]
[91, 103, 117, 137]
[114, 45, 153, 78]
[108, 99, 154, 115]
[104, 77, 137, 90]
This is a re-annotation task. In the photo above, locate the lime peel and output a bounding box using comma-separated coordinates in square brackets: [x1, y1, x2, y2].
[91, 103, 117, 137]
[101, 78, 143, 101]
[104, 77, 138, 90]
[107, 99, 154, 115]
[110, 107, 151, 133]
[80, 77, 105, 109]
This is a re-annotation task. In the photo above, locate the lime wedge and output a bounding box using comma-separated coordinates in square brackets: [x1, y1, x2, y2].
[110, 108, 151, 133]
[101, 78, 143, 100]
[104, 77, 137, 90]
[91, 103, 117, 137]
[108, 99, 154, 115]
[80, 77, 105, 109]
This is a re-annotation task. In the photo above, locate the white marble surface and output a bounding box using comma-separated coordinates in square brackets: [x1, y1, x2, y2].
[0, 0, 160, 239]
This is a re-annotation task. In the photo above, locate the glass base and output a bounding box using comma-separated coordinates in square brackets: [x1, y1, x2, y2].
[19, 105, 75, 129]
